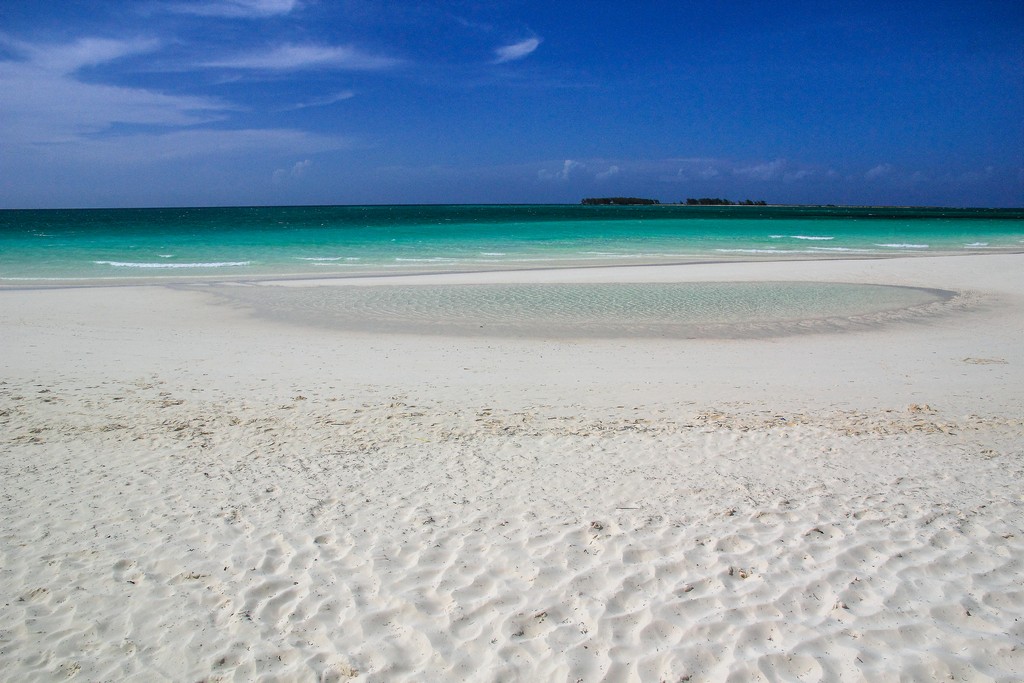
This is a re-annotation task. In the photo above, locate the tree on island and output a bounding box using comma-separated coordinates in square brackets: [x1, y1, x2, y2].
[684, 198, 766, 206]
[581, 197, 661, 205]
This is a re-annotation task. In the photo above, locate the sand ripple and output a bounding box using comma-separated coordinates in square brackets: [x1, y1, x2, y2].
[1, 380, 1022, 681]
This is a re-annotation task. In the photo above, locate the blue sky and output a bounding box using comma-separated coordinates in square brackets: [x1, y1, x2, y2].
[1, 0, 1021, 208]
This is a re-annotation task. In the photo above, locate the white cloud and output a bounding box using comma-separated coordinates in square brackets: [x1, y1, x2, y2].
[864, 163, 893, 180]
[273, 158, 312, 183]
[52, 130, 347, 164]
[628, 157, 830, 188]
[0, 37, 348, 169]
[697, 166, 720, 179]
[538, 159, 581, 181]
[733, 159, 786, 181]
[0, 38, 227, 147]
[167, 0, 299, 18]
[493, 37, 541, 64]
[783, 169, 814, 182]
[596, 165, 620, 180]
[283, 90, 356, 110]
[9, 36, 161, 73]
[205, 44, 400, 71]
[656, 159, 730, 183]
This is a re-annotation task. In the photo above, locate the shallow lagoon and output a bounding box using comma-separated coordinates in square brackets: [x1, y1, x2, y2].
[207, 281, 955, 339]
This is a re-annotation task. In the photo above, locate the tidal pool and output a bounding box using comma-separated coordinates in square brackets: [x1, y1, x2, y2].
[206, 281, 957, 339]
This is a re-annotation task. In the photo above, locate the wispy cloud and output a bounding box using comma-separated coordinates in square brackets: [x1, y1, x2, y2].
[48, 129, 348, 164]
[282, 90, 356, 111]
[3, 36, 160, 73]
[204, 44, 400, 71]
[167, 0, 300, 18]
[659, 158, 743, 183]
[657, 158, 824, 184]
[0, 37, 226, 146]
[0, 36, 347, 169]
[493, 37, 541, 64]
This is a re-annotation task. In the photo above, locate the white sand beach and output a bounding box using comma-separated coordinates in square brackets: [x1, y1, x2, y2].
[1, 254, 1022, 682]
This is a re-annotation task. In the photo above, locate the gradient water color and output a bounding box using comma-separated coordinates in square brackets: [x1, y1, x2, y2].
[2, 205, 1022, 282]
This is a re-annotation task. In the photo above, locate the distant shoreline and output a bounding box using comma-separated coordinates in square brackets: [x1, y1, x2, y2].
[2, 202, 1024, 213]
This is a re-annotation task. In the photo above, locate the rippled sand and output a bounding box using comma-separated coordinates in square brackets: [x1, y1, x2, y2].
[3, 386, 1022, 681]
[1, 254, 1022, 681]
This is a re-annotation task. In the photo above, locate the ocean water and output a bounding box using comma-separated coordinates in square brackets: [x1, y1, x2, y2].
[1, 204, 1022, 282]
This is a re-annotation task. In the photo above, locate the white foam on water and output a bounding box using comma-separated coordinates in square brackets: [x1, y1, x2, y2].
[715, 248, 781, 254]
[791, 235, 835, 240]
[394, 257, 457, 263]
[480, 252, 507, 256]
[875, 244, 929, 249]
[297, 257, 346, 261]
[964, 242, 989, 247]
[93, 260, 251, 269]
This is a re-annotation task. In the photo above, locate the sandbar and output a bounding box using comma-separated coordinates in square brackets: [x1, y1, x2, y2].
[1, 254, 1022, 681]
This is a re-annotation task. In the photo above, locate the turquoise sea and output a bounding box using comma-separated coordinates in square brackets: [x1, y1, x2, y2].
[1, 205, 1022, 283]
